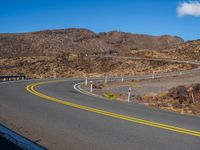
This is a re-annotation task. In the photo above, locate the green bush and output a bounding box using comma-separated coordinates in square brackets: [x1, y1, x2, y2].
[104, 92, 118, 100]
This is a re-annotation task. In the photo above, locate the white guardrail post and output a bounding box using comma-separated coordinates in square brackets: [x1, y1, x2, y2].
[192, 92, 195, 103]
[105, 75, 108, 84]
[54, 71, 56, 79]
[85, 76, 88, 86]
[128, 87, 131, 103]
[90, 81, 93, 93]
[152, 71, 155, 79]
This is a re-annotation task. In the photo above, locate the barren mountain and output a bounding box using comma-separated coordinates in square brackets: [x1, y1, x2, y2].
[130, 39, 200, 61]
[167, 39, 200, 60]
[0, 28, 183, 58]
[0, 54, 192, 79]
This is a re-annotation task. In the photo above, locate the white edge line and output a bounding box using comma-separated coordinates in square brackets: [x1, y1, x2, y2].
[73, 83, 105, 99]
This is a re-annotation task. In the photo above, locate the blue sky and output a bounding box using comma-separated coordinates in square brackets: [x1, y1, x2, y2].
[0, 0, 200, 40]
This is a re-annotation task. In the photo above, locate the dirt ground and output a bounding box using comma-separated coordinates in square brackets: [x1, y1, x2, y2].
[87, 71, 200, 98]
[80, 71, 200, 115]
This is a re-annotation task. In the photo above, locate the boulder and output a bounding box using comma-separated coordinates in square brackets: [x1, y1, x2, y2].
[168, 83, 200, 104]
[93, 83, 104, 89]
[168, 85, 189, 104]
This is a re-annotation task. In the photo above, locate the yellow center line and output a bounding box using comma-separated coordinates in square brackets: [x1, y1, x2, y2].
[26, 80, 200, 137]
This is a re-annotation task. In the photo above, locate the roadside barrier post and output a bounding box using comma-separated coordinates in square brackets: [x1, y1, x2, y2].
[90, 81, 93, 93]
[122, 76, 124, 82]
[128, 87, 131, 103]
[54, 72, 56, 79]
[85, 76, 88, 86]
[192, 92, 195, 103]
[152, 71, 155, 79]
[105, 75, 108, 84]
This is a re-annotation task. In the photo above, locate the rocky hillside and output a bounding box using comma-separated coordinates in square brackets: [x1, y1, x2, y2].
[130, 39, 200, 61]
[167, 40, 200, 60]
[0, 28, 183, 58]
[0, 53, 192, 79]
[139, 83, 200, 115]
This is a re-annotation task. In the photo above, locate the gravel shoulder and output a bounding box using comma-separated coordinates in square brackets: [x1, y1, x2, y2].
[83, 71, 200, 98]
[81, 71, 200, 115]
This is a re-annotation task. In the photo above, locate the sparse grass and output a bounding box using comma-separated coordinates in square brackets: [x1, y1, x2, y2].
[103, 80, 141, 89]
[157, 92, 168, 98]
[0, 53, 193, 79]
[104, 92, 118, 100]
[127, 81, 142, 87]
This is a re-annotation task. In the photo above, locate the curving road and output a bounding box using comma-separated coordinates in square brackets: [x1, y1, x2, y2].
[0, 78, 200, 150]
[89, 55, 200, 65]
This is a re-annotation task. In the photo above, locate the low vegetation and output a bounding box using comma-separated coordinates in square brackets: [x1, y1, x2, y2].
[131, 40, 200, 61]
[0, 28, 183, 58]
[0, 53, 193, 79]
[104, 92, 118, 100]
[138, 83, 200, 115]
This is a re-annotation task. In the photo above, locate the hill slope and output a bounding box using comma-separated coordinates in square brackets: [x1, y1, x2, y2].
[0, 28, 183, 58]
[167, 39, 200, 60]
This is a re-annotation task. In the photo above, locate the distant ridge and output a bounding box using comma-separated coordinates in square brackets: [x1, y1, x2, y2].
[0, 28, 183, 58]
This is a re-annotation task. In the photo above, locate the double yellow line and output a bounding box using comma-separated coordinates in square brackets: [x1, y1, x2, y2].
[26, 80, 200, 137]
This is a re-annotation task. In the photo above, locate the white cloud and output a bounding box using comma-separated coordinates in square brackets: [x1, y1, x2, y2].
[177, 1, 200, 17]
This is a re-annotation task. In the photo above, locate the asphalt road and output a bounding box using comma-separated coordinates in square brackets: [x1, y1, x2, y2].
[0, 79, 200, 150]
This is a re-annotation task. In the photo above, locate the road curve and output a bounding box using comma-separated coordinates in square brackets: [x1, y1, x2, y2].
[90, 55, 200, 65]
[0, 79, 200, 150]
